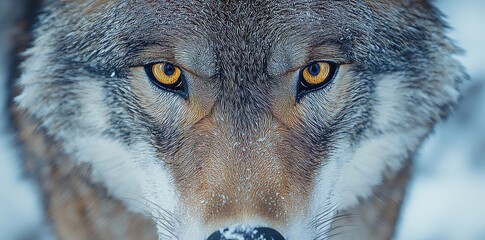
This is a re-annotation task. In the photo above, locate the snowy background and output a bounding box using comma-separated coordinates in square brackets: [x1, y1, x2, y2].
[0, 0, 52, 239]
[0, 0, 484, 239]
[395, 0, 485, 239]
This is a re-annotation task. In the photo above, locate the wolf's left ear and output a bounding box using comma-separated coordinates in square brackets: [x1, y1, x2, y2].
[4, 0, 42, 84]
[404, 0, 435, 9]
[385, 0, 434, 9]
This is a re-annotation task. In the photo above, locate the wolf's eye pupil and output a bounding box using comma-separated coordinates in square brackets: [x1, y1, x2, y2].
[308, 63, 320, 76]
[164, 64, 175, 76]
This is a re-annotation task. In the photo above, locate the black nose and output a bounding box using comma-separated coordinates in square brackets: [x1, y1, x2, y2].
[207, 227, 285, 240]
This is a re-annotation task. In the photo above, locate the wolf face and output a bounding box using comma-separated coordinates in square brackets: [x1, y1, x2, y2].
[15, 0, 464, 239]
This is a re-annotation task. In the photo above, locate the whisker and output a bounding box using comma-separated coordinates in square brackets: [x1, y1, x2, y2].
[120, 197, 180, 239]
[311, 202, 361, 240]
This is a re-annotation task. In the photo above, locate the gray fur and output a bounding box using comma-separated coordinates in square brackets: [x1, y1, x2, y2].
[12, 0, 465, 239]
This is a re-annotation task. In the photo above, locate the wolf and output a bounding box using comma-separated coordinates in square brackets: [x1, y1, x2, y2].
[8, 0, 465, 239]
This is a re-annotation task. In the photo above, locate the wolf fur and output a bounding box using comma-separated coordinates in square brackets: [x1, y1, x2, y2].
[8, 0, 465, 239]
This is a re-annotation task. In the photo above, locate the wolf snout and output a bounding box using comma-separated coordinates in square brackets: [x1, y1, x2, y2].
[207, 226, 285, 240]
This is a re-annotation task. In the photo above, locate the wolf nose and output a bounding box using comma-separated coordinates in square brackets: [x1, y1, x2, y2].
[207, 226, 285, 240]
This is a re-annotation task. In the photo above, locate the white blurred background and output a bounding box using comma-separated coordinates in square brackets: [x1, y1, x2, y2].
[396, 0, 485, 239]
[0, 0, 52, 239]
[0, 0, 484, 239]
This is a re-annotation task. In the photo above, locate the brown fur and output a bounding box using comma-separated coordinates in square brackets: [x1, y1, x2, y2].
[12, 110, 157, 240]
[329, 164, 411, 239]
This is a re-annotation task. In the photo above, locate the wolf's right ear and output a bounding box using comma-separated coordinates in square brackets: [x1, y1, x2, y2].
[3, 0, 42, 86]
[374, 0, 438, 16]
[379, 0, 434, 9]
[408, 0, 435, 9]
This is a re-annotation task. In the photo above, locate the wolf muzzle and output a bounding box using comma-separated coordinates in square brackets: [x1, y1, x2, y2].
[207, 226, 285, 240]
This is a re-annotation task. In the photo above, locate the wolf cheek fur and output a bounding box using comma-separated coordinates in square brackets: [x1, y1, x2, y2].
[12, 0, 465, 239]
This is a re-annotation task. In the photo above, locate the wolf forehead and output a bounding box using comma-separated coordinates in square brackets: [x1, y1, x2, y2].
[50, 0, 440, 74]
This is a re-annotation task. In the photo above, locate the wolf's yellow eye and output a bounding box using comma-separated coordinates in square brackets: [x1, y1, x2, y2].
[297, 61, 338, 101]
[302, 62, 331, 86]
[151, 63, 181, 85]
[144, 62, 187, 98]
